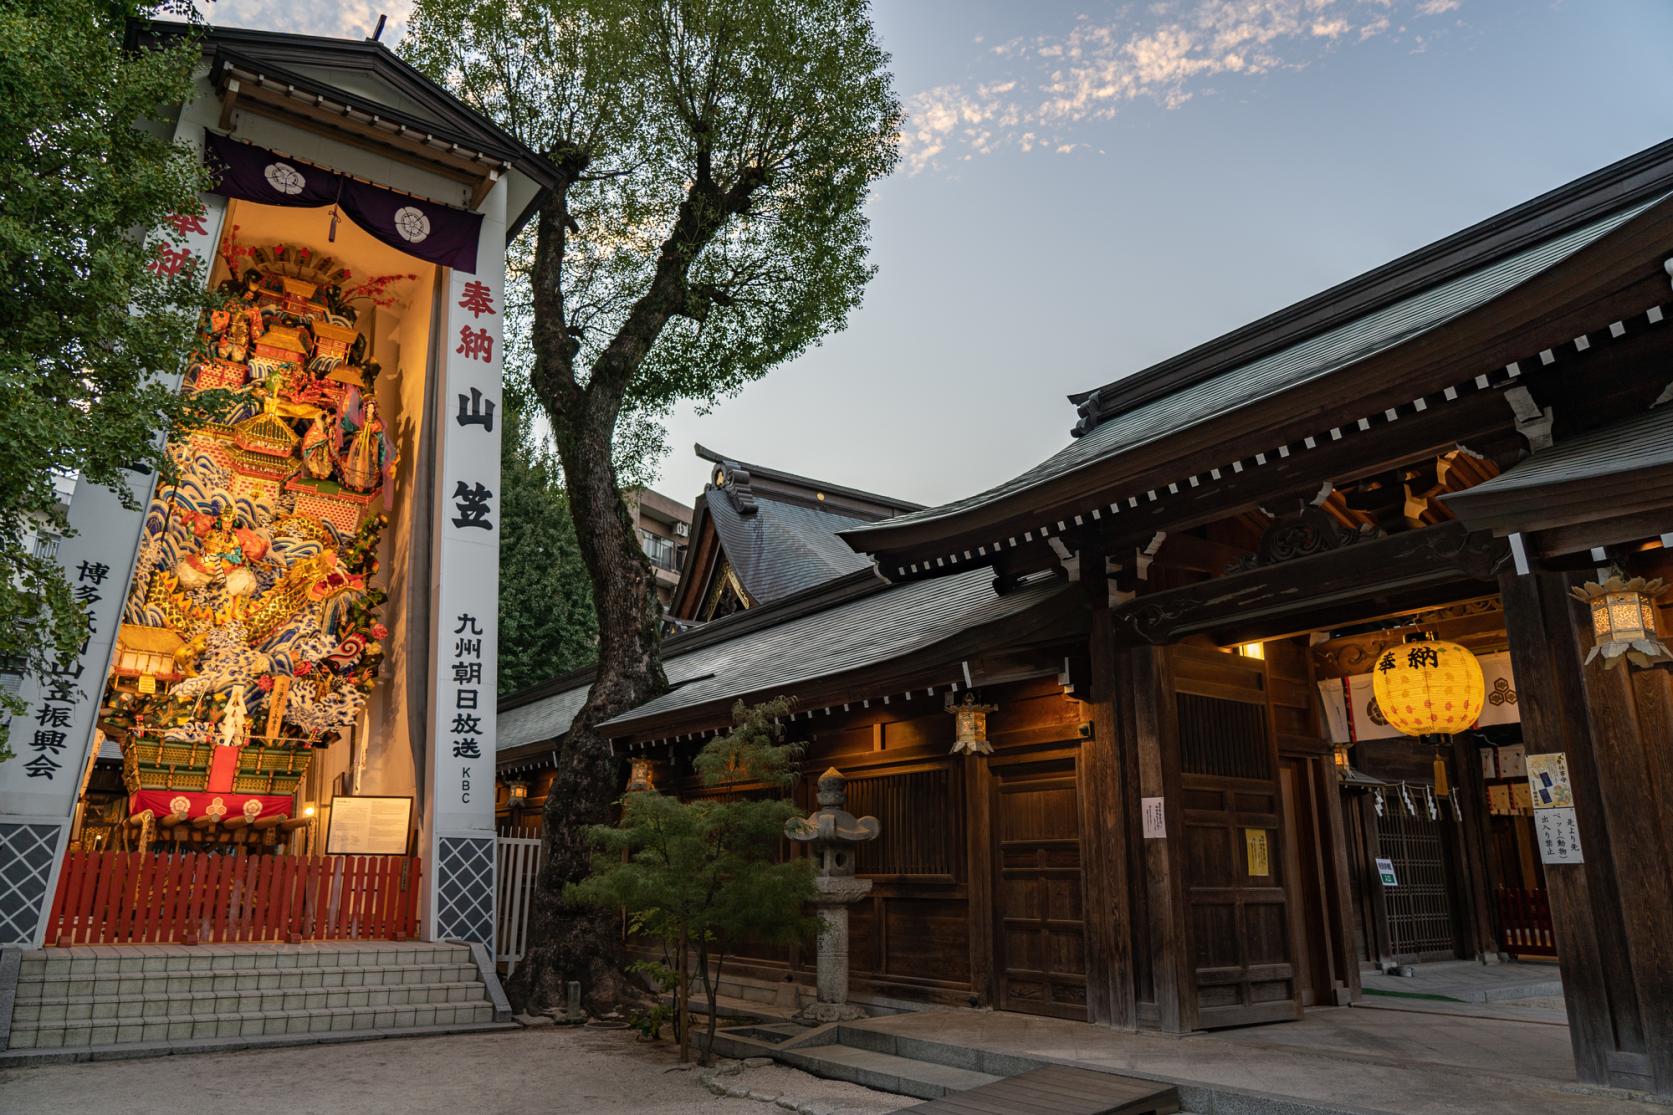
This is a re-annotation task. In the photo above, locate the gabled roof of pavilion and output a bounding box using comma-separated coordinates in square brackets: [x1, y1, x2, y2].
[841, 139, 1673, 579]
[667, 445, 923, 622]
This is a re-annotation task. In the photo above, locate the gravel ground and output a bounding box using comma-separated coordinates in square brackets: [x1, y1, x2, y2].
[0, 1026, 911, 1115]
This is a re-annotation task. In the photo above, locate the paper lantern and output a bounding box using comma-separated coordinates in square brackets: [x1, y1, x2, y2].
[1571, 574, 1671, 669]
[1370, 636, 1484, 737]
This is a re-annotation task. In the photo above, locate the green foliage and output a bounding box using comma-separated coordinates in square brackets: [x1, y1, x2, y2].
[497, 382, 599, 694]
[625, 958, 678, 1041]
[0, 1, 211, 756]
[403, 0, 902, 415]
[567, 698, 813, 1061]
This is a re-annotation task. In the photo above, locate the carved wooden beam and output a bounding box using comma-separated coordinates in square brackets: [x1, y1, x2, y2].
[1109, 522, 1506, 645]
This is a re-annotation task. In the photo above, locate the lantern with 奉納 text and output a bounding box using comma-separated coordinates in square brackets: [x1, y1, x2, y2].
[1371, 635, 1485, 737]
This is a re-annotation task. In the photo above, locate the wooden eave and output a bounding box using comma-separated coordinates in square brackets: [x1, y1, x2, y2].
[1069, 139, 1673, 430]
[850, 195, 1673, 578]
[668, 499, 720, 621]
[601, 584, 1086, 745]
[212, 55, 509, 206]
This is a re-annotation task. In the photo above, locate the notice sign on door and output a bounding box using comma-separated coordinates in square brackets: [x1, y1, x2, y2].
[1528, 752, 1582, 864]
[1245, 828, 1270, 877]
[326, 795, 413, 855]
[1527, 753, 1574, 810]
[1375, 857, 1399, 887]
[1142, 796, 1166, 839]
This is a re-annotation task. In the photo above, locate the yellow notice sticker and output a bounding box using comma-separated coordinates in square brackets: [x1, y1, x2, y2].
[1245, 828, 1271, 877]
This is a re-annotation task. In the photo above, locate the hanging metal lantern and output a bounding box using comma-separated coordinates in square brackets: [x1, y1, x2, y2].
[626, 758, 655, 793]
[506, 779, 529, 804]
[949, 693, 997, 756]
[1371, 634, 1485, 737]
[1570, 574, 1671, 669]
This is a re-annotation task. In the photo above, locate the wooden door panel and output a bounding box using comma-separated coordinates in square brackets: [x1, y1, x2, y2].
[1171, 647, 1302, 1029]
[992, 760, 1090, 1021]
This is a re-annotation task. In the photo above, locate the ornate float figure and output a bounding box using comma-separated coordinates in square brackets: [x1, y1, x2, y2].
[785, 768, 880, 1022]
[175, 504, 270, 598]
[340, 390, 395, 497]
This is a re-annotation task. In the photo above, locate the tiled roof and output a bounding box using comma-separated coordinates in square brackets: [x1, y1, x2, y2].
[1457, 405, 1673, 497]
[500, 567, 1063, 748]
[598, 568, 1065, 734]
[706, 490, 876, 605]
[843, 192, 1666, 545]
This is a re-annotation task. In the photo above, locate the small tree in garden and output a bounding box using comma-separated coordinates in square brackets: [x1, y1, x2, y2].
[568, 698, 813, 1064]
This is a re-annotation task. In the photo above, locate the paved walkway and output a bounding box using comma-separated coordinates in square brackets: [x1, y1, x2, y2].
[0, 1025, 907, 1115]
[1360, 958, 1565, 1003]
[849, 1005, 1655, 1114]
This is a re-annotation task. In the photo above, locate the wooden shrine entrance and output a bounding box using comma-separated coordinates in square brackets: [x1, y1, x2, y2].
[992, 755, 1090, 1020]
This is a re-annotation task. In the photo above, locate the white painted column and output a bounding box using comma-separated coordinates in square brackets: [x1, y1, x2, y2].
[424, 182, 506, 948]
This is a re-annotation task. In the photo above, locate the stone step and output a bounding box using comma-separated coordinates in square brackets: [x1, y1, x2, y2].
[9, 980, 488, 1025]
[0, 1020, 521, 1068]
[776, 1043, 1003, 1101]
[15, 962, 480, 1000]
[18, 944, 471, 980]
[7, 999, 497, 1049]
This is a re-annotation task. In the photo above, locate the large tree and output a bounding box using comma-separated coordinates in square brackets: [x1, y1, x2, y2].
[0, 0, 210, 757]
[496, 382, 598, 696]
[403, 0, 899, 1007]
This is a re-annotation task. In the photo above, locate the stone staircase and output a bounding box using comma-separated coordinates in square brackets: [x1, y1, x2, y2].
[2, 940, 511, 1057]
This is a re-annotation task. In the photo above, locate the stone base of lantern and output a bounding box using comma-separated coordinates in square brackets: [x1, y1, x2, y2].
[796, 1000, 868, 1023]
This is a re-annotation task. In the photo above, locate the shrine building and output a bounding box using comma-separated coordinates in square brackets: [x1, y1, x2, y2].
[500, 137, 1673, 1099]
[0, 23, 548, 1050]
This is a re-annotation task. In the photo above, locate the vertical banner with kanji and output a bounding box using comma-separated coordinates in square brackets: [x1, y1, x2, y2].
[0, 191, 228, 948]
[426, 192, 505, 949]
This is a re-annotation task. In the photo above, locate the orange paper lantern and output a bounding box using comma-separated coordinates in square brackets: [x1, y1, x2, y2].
[1371, 637, 1484, 737]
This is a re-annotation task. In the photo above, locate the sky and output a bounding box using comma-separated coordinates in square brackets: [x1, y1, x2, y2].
[194, 0, 1673, 511]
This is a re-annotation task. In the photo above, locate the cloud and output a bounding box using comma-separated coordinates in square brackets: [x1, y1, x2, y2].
[193, 0, 409, 41]
[901, 0, 1464, 173]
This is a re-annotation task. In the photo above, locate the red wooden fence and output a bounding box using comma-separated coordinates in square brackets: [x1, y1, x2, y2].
[46, 851, 422, 946]
[1496, 886, 1558, 958]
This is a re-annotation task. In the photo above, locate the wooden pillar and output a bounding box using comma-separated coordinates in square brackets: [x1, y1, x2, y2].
[1117, 643, 1194, 1032]
[964, 747, 994, 1008]
[1447, 730, 1501, 962]
[1499, 570, 1673, 1094]
[1082, 595, 1135, 1028]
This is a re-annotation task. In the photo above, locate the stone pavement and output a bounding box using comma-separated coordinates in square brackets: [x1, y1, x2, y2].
[0, 1024, 908, 1115]
[1359, 958, 1565, 1003]
[843, 1005, 1657, 1114]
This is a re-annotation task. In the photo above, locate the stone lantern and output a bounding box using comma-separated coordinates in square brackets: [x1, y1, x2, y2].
[785, 767, 879, 1022]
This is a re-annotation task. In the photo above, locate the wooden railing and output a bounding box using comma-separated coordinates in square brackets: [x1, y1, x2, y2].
[1496, 886, 1558, 959]
[47, 851, 421, 946]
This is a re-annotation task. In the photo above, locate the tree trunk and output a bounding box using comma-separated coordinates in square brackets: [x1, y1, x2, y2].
[677, 925, 691, 1064]
[506, 209, 670, 1008]
[702, 951, 725, 1066]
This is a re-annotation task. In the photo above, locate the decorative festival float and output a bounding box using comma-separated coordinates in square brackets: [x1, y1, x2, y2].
[93, 224, 412, 856]
[0, 23, 552, 954]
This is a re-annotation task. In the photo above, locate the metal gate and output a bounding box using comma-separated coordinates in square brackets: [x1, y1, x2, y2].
[1375, 810, 1461, 961]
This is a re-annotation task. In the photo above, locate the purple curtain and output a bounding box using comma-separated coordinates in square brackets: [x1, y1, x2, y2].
[204, 131, 483, 274]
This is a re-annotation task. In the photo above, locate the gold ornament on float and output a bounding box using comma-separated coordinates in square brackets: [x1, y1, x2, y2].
[1370, 635, 1484, 737]
[1570, 574, 1671, 669]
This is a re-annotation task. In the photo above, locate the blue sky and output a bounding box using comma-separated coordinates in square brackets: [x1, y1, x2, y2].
[196, 0, 1673, 509]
